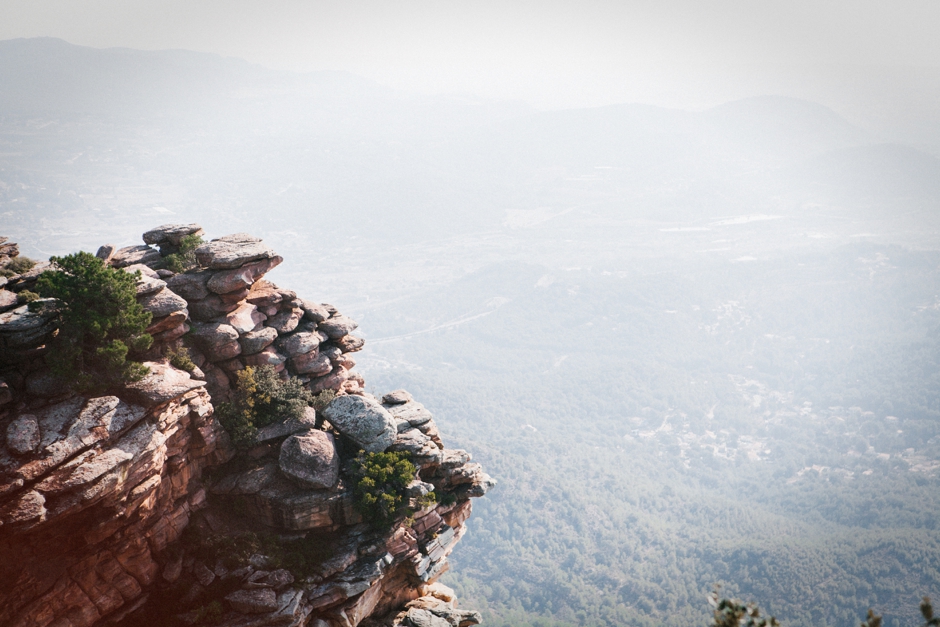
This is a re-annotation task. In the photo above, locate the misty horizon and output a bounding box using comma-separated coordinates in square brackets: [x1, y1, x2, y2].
[0, 7, 938, 627]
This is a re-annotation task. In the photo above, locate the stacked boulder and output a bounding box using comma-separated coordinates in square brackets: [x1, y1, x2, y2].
[101, 225, 366, 400]
[0, 225, 494, 627]
[192, 387, 494, 627]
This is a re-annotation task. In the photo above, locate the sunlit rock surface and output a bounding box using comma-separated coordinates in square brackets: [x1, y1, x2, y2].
[0, 228, 493, 627]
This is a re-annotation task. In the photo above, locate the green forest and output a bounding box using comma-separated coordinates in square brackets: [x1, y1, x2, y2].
[360, 241, 940, 627]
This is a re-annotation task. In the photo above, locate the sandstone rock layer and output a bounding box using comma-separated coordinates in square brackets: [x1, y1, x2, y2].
[0, 227, 492, 627]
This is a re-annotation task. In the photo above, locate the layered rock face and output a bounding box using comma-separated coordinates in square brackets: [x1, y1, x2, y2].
[0, 228, 493, 627]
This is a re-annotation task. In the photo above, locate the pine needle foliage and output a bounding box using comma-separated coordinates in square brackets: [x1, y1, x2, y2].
[36, 251, 152, 393]
[217, 365, 314, 447]
[164, 233, 204, 273]
[350, 450, 416, 527]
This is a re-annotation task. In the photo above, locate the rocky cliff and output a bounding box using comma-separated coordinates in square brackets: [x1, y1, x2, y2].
[0, 226, 494, 627]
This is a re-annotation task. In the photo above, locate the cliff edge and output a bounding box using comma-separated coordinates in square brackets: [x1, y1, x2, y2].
[0, 226, 494, 627]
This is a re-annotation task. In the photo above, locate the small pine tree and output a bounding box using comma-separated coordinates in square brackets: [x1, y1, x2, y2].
[217, 365, 314, 446]
[163, 233, 204, 273]
[36, 251, 153, 392]
[351, 451, 417, 527]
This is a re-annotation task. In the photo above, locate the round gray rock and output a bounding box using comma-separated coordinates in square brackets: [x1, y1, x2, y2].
[323, 395, 396, 453]
[239, 327, 279, 355]
[138, 288, 187, 318]
[279, 430, 339, 489]
[317, 315, 358, 339]
[382, 389, 413, 405]
[189, 322, 241, 361]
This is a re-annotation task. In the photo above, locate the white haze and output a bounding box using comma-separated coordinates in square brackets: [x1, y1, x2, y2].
[2, 0, 940, 145]
[1, 6, 939, 626]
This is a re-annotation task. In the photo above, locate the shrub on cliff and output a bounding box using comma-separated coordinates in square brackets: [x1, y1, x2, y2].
[217, 365, 318, 446]
[163, 233, 204, 273]
[351, 450, 417, 527]
[36, 251, 153, 392]
[0, 255, 36, 277]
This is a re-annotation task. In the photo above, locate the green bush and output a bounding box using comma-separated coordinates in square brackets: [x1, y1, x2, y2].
[708, 592, 940, 627]
[0, 256, 36, 277]
[16, 290, 40, 305]
[163, 233, 204, 273]
[217, 365, 314, 447]
[165, 343, 196, 372]
[36, 252, 152, 392]
[351, 450, 417, 527]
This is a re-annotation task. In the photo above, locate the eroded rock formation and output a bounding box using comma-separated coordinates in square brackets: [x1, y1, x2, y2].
[0, 228, 494, 627]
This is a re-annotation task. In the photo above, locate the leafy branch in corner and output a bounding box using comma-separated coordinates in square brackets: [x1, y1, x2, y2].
[710, 591, 940, 627]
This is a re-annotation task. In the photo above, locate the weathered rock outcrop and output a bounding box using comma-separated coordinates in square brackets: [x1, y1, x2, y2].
[0, 227, 494, 627]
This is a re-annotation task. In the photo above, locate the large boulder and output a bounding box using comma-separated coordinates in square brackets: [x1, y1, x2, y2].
[138, 288, 187, 318]
[142, 223, 204, 247]
[318, 315, 358, 339]
[0, 301, 58, 355]
[122, 362, 205, 408]
[189, 322, 241, 361]
[166, 270, 212, 301]
[382, 390, 413, 405]
[279, 430, 340, 489]
[242, 347, 286, 368]
[188, 295, 239, 321]
[206, 257, 282, 294]
[195, 234, 278, 270]
[334, 334, 365, 353]
[265, 308, 302, 334]
[110, 245, 161, 268]
[239, 327, 279, 355]
[322, 395, 396, 453]
[225, 302, 265, 334]
[290, 350, 331, 376]
[299, 300, 330, 323]
[132, 274, 166, 296]
[276, 331, 321, 357]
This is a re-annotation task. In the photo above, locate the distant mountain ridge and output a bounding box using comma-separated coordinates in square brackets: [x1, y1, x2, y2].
[0, 37, 384, 119]
[0, 36, 936, 253]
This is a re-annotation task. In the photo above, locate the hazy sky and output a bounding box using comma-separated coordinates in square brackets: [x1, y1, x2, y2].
[2, 0, 940, 109]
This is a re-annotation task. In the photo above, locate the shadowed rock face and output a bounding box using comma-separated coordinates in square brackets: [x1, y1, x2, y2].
[0, 227, 494, 627]
[0, 366, 227, 627]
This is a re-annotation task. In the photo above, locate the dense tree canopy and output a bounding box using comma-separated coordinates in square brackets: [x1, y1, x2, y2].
[36, 251, 152, 392]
